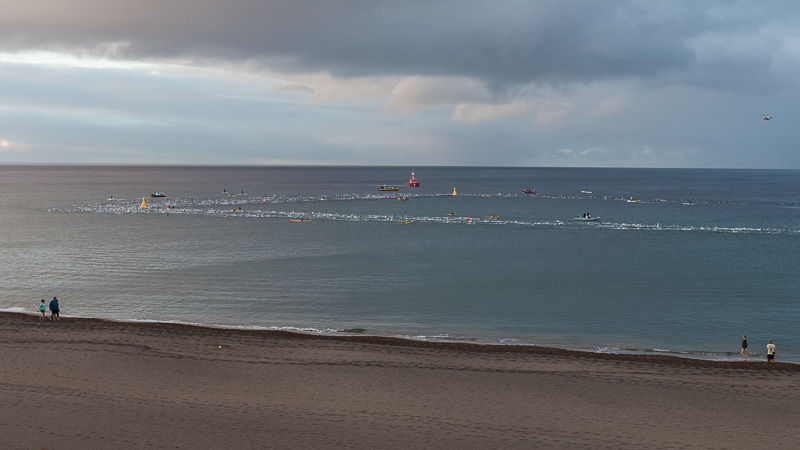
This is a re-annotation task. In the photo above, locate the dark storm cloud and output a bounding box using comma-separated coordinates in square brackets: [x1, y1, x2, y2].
[3, 0, 798, 91]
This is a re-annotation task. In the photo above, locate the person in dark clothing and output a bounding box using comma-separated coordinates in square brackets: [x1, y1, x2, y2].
[740, 334, 748, 361]
[49, 297, 60, 320]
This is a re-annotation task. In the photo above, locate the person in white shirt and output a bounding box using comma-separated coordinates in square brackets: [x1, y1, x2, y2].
[766, 340, 776, 368]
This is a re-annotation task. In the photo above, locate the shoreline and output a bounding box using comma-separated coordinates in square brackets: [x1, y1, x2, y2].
[4, 311, 797, 370]
[3, 310, 800, 449]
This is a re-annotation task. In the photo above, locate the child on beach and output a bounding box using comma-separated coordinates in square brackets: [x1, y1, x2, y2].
[49, 297, 60, 321]
[38, 299, 46, 321]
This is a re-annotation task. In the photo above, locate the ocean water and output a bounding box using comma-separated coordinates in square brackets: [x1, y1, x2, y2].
[1, 165, 798, 362]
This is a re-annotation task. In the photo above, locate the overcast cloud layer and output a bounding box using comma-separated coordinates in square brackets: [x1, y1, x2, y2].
[1, 0, 799, 167]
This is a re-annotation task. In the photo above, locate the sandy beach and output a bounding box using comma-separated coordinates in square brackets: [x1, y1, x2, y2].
[1, 312, 798, 449]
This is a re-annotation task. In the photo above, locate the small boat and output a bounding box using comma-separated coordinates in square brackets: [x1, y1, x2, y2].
[289, 219, 312, 222]
[107, 195, 116, 201]
[581, 190, 592, 194]
[232, 207, 244, 212]
[574, 216, 600, 222]
[522, 189, 536, 194]
[486, 215, 500, 219]
[397, 196, 409, 201]
[396, 220, 413, 224]
[151, 192, 166, 198]
[445, 212, 457, 216]
[406, 170, 419, 187]
[627, 197, 641, 203]
[378, 185, 400, 191]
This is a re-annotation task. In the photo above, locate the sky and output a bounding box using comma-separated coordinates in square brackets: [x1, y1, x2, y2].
[1, 0, 798, 168]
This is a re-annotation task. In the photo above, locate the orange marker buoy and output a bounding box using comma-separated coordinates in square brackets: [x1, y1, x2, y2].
[139, 197, 147, 209]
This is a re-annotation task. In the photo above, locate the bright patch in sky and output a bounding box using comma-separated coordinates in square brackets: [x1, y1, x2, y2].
[0, 49, 150, 70]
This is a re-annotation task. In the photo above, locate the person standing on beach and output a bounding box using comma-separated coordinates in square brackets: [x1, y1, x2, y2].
[740, 334, 748, 361]
[49, 297, 60, 321]
[766, 340, 776, 368]
[38, 299, 46, 321]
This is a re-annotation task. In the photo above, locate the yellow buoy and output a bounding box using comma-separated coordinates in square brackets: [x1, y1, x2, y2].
[452, 187, 457, 196]
[140, 197, 147, 209]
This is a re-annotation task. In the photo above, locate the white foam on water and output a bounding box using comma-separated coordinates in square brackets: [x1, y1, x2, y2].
[51, 195, 800, 236]
[1, 306, 35, 314]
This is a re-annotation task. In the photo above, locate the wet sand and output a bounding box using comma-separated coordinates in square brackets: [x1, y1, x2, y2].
[1, 311, 798, 449]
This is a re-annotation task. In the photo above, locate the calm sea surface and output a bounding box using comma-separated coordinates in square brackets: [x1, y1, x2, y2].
[1, 165, 798, 361]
